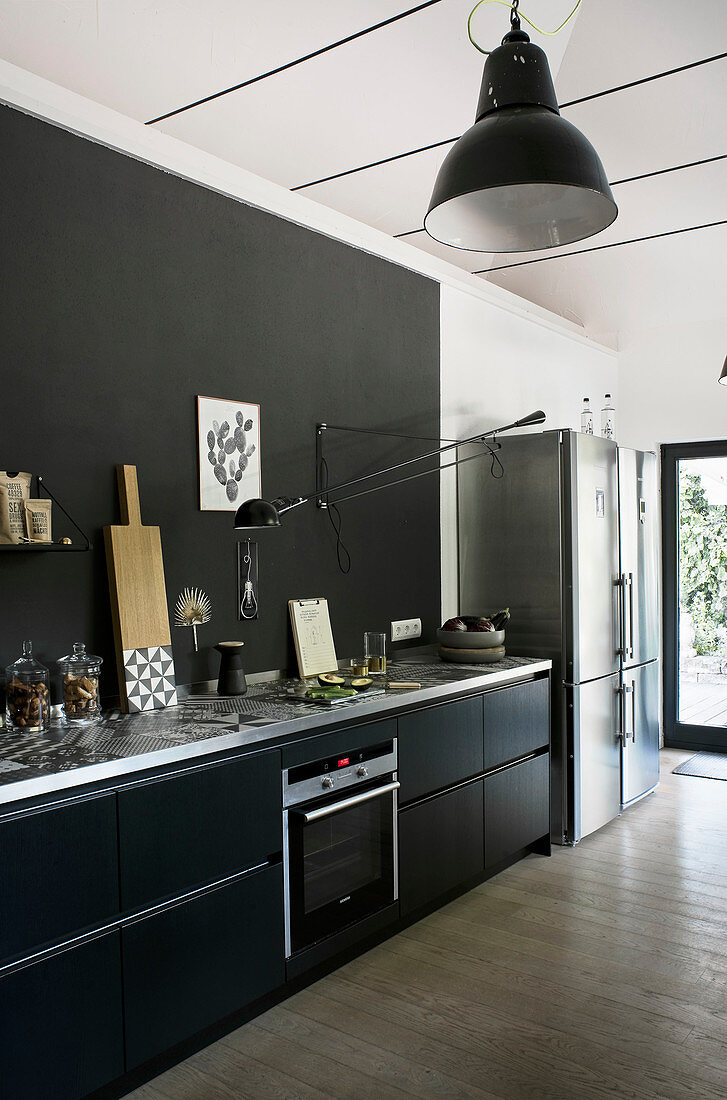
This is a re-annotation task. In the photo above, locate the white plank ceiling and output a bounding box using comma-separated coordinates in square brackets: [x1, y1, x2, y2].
[0, 0, 724, 344]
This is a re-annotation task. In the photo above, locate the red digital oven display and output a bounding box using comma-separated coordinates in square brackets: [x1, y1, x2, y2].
[337, 757, 350, 768]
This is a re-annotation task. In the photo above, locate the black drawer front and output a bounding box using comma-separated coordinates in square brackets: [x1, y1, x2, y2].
[282, 718, 397, 769]
[398, 697, 483, 803]
[122, 864, 285, 1068]
[118, 749, 281, 910]
[483, 678, 549, 770]
[0, 932, 124, 1100]
[0, 795, 119, 964]
[485, 753, 550, 867]
[399, 781, 484, 916]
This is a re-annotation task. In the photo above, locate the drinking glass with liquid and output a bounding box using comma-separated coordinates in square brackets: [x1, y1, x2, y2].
[364, 632, 387, 674]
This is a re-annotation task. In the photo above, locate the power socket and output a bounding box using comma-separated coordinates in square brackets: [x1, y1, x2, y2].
[391, 618, 422, 642]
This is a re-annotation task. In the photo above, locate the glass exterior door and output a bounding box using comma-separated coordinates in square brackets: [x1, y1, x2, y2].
[663, 442, 727, 749]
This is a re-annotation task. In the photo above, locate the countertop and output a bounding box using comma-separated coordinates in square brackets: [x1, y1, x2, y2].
[0, 655, 551, 807]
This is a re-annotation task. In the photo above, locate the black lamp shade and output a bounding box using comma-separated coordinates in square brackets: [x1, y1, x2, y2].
[233, 498, 281, 528]
[513, 408, 546, 428]
[720, 356, 727, 385]
[425, 32, 617, 253]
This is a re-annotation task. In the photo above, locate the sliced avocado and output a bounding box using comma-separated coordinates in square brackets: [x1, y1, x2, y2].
[351, 677, 373, 691]
[318, 673, 346, 687]
[306, 685, 356, 699]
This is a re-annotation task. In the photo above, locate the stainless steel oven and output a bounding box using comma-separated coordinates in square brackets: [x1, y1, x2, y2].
[282, 739, 398, 959]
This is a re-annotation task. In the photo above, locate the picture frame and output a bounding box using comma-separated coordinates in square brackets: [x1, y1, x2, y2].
[197, 395, 261, 511]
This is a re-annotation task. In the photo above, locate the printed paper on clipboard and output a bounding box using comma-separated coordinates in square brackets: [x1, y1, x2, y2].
[288, 598, 338, 679]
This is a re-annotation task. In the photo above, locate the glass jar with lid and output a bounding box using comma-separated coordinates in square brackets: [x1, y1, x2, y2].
[57, 642, 103, 724]
[4, 640, 51, 733]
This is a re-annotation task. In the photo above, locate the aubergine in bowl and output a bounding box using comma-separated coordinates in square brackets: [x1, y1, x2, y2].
[437, 615, 505, 649]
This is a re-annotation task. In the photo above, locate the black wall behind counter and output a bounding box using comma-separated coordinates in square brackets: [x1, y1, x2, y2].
[0, 106, 441, 694]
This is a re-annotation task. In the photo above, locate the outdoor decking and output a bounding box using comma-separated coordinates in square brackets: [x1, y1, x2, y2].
[679, 681, 727, 727]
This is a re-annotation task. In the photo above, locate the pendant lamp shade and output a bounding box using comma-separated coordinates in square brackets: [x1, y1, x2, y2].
[425, 30, 617, 253]
[720, 356, 727, 385]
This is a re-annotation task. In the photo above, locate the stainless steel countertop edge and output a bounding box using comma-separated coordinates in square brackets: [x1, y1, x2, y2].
[0, 659, 552, 807]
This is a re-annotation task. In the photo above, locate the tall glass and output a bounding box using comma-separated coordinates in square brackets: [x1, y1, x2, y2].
[364, 632, 387, 675]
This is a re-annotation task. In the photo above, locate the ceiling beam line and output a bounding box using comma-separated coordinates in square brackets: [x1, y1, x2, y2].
[392, 153, 727, 238]
[292, 52, 727, 191]
[471, 220, 727, 274]
[144, 0, 446, 125]
[559, 51, 727, 109]
[290, 137, 456, 192]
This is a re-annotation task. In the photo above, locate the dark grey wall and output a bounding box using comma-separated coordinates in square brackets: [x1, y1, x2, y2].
[0, 106, 441, 697]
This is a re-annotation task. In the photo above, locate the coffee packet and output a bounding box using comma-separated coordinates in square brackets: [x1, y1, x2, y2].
[0, 471, 32, 543]
[24, 499, 52, 542]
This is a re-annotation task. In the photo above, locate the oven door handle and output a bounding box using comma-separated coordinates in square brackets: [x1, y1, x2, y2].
[302, 781, 400, 823]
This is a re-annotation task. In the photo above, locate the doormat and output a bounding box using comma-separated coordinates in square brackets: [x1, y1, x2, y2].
[673, 752, 727, 780]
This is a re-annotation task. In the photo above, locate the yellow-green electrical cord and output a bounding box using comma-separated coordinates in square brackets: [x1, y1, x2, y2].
[468, 0, 584, 55]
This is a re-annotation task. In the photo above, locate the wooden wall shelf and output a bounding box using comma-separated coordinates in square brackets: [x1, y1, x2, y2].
[0, 543, 89, 553]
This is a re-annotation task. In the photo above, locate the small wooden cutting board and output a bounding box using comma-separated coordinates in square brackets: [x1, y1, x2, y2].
[104, 465, 177, 712]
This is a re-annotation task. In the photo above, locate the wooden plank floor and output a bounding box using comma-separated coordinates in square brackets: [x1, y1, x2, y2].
[128, 749, 727, 1100]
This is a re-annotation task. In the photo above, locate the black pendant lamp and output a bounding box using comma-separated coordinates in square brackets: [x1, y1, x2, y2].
[719, 356, 727, 385]
[425, 7, 617, 253]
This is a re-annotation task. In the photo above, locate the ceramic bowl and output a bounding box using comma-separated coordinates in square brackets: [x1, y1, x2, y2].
[436, 627, 505, 649]
[438, 644, 506, 664]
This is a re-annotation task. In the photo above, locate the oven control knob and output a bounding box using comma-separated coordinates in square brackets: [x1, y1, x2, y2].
[321, 776, 334, 789]
[357, 766, 368, 778]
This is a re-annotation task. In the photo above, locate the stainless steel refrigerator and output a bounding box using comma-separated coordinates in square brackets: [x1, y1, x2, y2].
[458, 430, 659, 844]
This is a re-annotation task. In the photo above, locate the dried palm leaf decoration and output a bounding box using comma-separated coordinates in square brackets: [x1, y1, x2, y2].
[173, 587, 212, 652]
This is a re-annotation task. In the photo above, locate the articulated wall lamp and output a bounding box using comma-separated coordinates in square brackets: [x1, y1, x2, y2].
[425, 0, 617, 253]
[719, 356, 727, 385]
[233, 410, 546, 530]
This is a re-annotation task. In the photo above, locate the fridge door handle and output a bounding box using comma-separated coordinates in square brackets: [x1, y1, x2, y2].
[631, 678, 637, 744]
[627, 572, 635, 660]
[622, 682, 634, 741]
[616, 575, 626, 658]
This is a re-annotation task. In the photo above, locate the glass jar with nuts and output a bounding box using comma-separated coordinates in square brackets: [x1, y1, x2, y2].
[57, 642, 102, 724]
[4, 640, 51, 733]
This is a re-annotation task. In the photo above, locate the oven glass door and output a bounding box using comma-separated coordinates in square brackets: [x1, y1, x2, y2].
[287, 779, 397, 955]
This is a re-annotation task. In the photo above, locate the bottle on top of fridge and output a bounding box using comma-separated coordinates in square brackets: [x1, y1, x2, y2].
[580, 397, 594, 435]
[600, 394, 616, 440]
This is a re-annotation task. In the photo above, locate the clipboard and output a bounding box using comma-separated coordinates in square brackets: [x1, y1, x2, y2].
[288, 598, 339, 679]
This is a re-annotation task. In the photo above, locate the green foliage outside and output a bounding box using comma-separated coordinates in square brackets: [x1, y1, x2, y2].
[679, 473, 727, 655]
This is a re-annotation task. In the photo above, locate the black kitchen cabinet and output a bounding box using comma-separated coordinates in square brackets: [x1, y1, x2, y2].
[0, 932, 124, 1100]
[483, 677, 550, 770]
[484, 753, 550, 867]
[122, 863, 285, 1068]
[399, 780, 484, 916]
[0, 794, 119, 964]
[118, 749, 281, 909]
[0, 670, 550, 1100]
[398, 697, 483, 803]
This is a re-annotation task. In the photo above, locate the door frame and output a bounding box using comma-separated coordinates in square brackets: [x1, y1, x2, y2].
[661, 439, 727, 750]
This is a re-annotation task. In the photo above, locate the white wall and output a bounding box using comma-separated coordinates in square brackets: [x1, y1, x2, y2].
[618, 319, 727, 454]
[440, 283, 619, 619]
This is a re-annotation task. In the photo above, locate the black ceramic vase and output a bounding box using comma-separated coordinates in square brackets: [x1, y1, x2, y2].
[215, 641, 247, 696]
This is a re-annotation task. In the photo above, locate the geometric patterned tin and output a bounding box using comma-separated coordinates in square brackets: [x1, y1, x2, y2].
[122, 645, 178, 712]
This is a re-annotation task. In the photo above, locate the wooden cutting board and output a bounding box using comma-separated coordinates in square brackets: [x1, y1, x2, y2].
[104, 465, 177, 713]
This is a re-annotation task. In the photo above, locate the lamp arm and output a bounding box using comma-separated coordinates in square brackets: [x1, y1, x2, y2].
[301, 410, 544, 506]
[324, 442, 502, 507]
